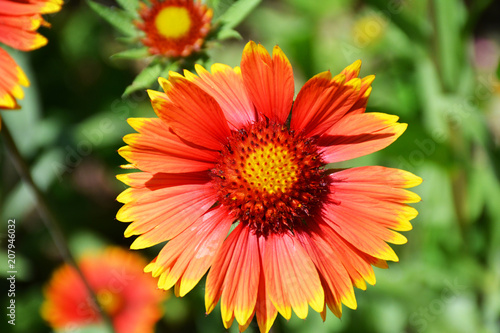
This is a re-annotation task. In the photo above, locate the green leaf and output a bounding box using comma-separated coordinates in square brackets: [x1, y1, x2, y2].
[216, 27, 242, 40]
[115, 36, 137, 44]
[159, 61, 181, 79]
[218, 0, 261, 29]
[496, 60, 500, 80]
[115, 0, 140, 16]
[123, 62, 163, 96]
[87, 0, 136, 37]
[207, 0, 232, 20]
[111, 47, 149, 60]
[433, 0, 467, 93]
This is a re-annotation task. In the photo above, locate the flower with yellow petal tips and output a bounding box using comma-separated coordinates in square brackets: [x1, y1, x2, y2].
[0, 0, 62, 128]
[117, 41, 422, 333]
[41, 247, 167, 333]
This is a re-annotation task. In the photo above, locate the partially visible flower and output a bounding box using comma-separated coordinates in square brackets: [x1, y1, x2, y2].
[352, 12, 388, 49]
[136, 0, 212, 58]
[0, 48, 29, 111]
[0, 0, 63, 128]
[88, 0, 259, 96]
[116, 41, 421, 332]
[41, 247, 166, 333]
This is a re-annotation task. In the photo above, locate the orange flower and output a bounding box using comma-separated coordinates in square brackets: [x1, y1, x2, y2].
[117, 41, 421, 333]
[135, 0, 212, 58]
[41, 247, 166, 333]
[0, 0, 62, 127]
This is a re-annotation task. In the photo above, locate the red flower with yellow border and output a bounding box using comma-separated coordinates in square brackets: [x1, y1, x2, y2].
[41, 247, 166, 333]
[135, 0, 212, 58]
[0, 0, 62, 127]
[117, 41, 421, 332]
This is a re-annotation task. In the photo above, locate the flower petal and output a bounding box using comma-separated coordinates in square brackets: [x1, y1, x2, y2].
[314, 219, 388, 291]
[0, 0, 62, 15]
[329, 166, 421, 231]
[116, 171, 217, 249]
[346, 75, 375, 115]
[318, 112, 407, 163]
[290, 71, 361, 137]
[145, 207, 233, 295]
[321, 167, 421, 261]
[340, 59, 362, 81]
[184, 64, 257, 129]
[211, 224, 260, 327]
[296, 225, 357, 317]
[0, 20, 47, 51]
[290, 61, 375, 138]
[241, 41, 294, 123]
[0, 13, 45, 31]
[0, 48, 29, 110]
[119, 118, 218, 173]
[255, 236, 278, 333]
[264, 232, 324, 320]
[149, 74, 231, 150]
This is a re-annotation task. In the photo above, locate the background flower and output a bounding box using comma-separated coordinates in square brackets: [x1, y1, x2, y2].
[88, 0, 261, 96]
[136, 0, 212, 58]
[0, 0, 62, 128]
[41, 247, 166, 333]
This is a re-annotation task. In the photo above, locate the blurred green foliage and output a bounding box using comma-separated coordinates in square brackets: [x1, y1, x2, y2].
[1, 0, 499, 333]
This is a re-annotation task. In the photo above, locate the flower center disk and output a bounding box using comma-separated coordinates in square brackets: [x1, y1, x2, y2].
[211, 122, 329, 235]
[96, 289, 123, 316]
[154, 6, 192, 39]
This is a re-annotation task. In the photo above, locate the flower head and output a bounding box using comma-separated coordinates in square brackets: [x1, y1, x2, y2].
[117, 41, 421, 333]
[136, 0, 212, 58]
[0, 0, 62, 127]
[89, 0, 256, 96]
[41, 247, 166, 333]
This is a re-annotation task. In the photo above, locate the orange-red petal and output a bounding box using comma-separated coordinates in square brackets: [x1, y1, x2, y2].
[255, 236, 278, 333]
[290, 71, 361, 137]
[318, 112, 407, 163]
[290, 61, 375, 138]
[0, 0, 62, 15]
[205, 223, 260, 328]
[296, 226, 357, 317]
[145, 207, 233, 296]
[321, 166, 421, 261]
[263, 232, 324, 320]
[317, 222, 388, 290]
[0, 22, 47, 51]
[116, 171, 217, 248]
[0, 48, 29, 109]
[184, 63, 256, 129]
[149, 75, 231, 150]
[119, 118, 218, 173]
[241, 41, 294, 123]
[0, 0, 62, 51]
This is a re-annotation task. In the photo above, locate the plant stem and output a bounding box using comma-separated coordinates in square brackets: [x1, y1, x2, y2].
[1, 121, 115, 332]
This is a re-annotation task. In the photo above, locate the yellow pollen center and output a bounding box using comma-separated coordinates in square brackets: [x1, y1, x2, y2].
[96, 289, 122, 315]
[155, 6, 192, 39]
[211, 122, 329, 235]
[243, 143, 298, 195]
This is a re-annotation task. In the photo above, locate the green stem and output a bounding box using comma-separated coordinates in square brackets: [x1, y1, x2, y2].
[1, 121, 115, 332]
